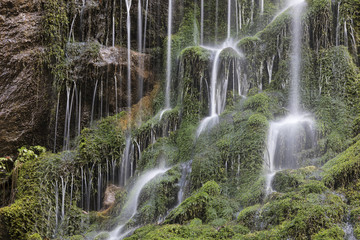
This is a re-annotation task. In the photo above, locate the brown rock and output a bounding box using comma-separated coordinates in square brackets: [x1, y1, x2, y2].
[103, 184, 122, 209]
[0, 0, 51, 155]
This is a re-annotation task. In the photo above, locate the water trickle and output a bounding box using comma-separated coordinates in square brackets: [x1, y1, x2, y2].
[177, 160, 192, 205]
[344, 20, 348, 47]
[264, 1, 313, 195]
[227, 0, 231, 39]
[107, 167, 170, 240]
[120, 135, 134, 186]
[91, 79, 99, 125]
[125, 0, 132, 110]
[215, 0, 218, 42]
[267, 55, 275, 84]
[289, 1, 306, 114]
[197, 40, 242, 136]
[200, 0, 204, 45]
[112, 0, 115, 47]
[143, 0, 149, 50]
[165, 0, 173, 109]
[260, 0, 264, 15]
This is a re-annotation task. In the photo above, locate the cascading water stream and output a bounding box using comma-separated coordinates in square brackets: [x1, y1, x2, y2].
[289, 1, 304, 114]
[165, 0, 173, 110]
[106, 167, 170, 240]
[120, 135, 134, 187]
[227, 0, 231, 39]
[177, 160, 192, 205]
[200, 0, 204, 45]
[158, 0, 173, 119]
[264, 0, 315, 194]
[137, 0, 144, 103]
[125, 0, 132, 111]
[215, 0, 218, 43]
[197, 40, 242, 137]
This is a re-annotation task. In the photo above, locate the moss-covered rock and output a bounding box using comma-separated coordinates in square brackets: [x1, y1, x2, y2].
[271, 170, 301, 193]
[164, 181, 221, 224]
[312, 225, 345, 240]
[323, 139, 360, 188]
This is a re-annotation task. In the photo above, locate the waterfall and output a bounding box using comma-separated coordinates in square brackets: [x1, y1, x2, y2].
[289, 1, 305, 114]
[260, 0, 264, 15]
[165, 0, 173, 109]
[112, 0, 115, 47]
[267, 55, 275, 84]
[215, 0, 218, 43]
[120, 135, 133, 186]
[239, 3, 242, 30]
[106, 167, 170, 240]
[91, 79, 99, 125]
[138, 0, 144, 103]
[143, 0, 149, 50]
[197, 41, 242, 136]
[200, 0, 204, 44]
[264, 1, 316, 195]
[193, 2, 199, 45]
[344, 20, 348, 47]
[177, 160, 192, 205]
[227, 0, 231, 39]
[125, 0, 132, 110]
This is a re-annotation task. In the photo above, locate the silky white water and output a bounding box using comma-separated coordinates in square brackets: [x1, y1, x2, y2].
[165, 0, 173, 109]
[107, 167, 170, 240]
[265, 0, 314, 194]
[125, 0, 132, 110]
[197, 40, 242, 137]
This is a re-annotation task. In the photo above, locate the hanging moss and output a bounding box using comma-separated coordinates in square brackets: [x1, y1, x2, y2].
[42, 0, 69, 88]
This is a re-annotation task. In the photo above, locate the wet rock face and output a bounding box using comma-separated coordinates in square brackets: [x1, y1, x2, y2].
[0, 0, 51, 155]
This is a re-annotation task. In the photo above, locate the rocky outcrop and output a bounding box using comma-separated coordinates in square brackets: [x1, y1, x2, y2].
[0, 0, 51, 156]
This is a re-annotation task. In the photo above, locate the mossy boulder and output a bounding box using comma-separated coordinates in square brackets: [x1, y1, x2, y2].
[312, 225, 344, 240]
[322, 139, 360, 188]
[164, 181, 221, 224]
[271, 170, 301, 193]
[237, 205, 261, 230]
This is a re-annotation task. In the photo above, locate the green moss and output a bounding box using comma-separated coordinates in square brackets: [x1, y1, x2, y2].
[68, 235, 85, 240]
[0, 197, 41, 240]
[165, 181, 222, 224]
[42, 0, 68, 87]
[300, 181, 327, 195]
[322, 139, 360, 188]
[78, 114, 125, 165]
[260, 195, 301, 228]
[271, 171, 300, 193]
[238, 177, 266, 207]
[282, 193, 345, 239]
[27, 233, 42, 240]
[237, 205, 261, 230]
[243, 93, 271, 118]
[312, 225, 344, 239]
